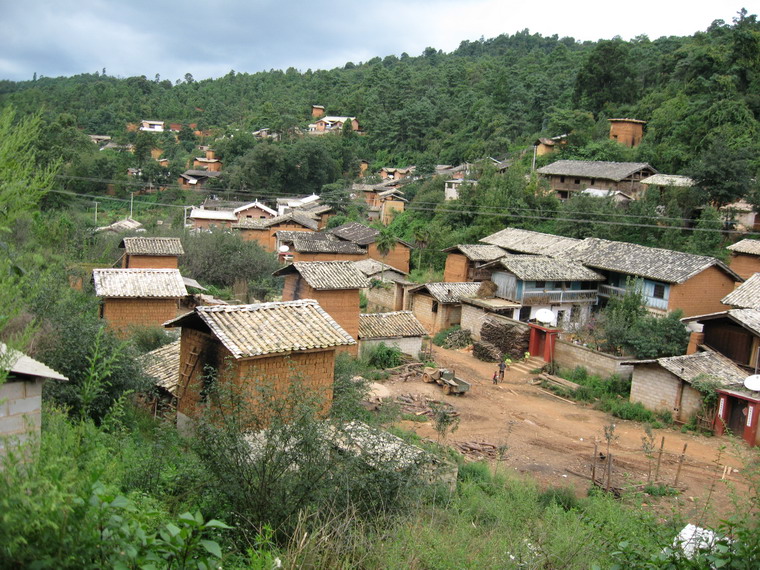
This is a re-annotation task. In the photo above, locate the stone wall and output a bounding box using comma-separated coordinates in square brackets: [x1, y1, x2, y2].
[553, 339, 633, 380]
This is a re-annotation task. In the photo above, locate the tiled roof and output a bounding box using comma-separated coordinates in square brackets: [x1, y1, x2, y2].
[273, 261, 369, 290]
[141, 340, 180, 395]
[290, 235, 365, 254]
[353, 259, 408, 281]
[627, 351, 746, 387]
[181, 170, 221, 179]
[480, 227, 581, 255]
[536, 160, 655, 181]
[562, 238, 739, 284]
[722, 309, 760, 336]
[482, 255, 605, 281]
[329, 222, 380, 245]
[93, 268, 188, 298]
[233, 211, 318, 231]
[640, 174, 694, 187]
[120, 237, 184, 256]
[359, 311, 427, 339]
[722, 273, 760, 308]
[728, 239, 760, 256]
[164, 300, 356, 358]
[234, 200, 278, 216]
[414, 282, 482, 303]
[443, 244, 507, 262]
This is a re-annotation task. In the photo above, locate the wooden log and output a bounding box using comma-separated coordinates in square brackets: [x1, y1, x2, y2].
[537, 388, 576, 405]
[674, 443, 688, 487]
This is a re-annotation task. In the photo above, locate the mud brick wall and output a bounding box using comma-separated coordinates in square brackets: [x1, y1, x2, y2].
[368, 242, 410, 273]
[729, 253, 760, 281]
[443, 253, 469, 283]
[124, 255, 179, 269]
[668, 266, 735, 317]
[102, 298, 179, 332]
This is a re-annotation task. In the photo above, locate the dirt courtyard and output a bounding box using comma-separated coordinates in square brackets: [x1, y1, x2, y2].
[378, 345, 752, 521]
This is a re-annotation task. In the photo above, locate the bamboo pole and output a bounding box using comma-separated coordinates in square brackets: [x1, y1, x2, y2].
[592, 442, 598, 484]
[606, 453, 613, 491]
[654, 436, 665, 482]
[674, 443, 688, 487]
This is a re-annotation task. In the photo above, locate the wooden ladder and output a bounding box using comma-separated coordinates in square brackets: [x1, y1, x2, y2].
[177, 348, 201, 399]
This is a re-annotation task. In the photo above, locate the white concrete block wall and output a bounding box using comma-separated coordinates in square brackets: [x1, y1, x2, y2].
[629, 366, 702, 420]
[0, 379, 44, 442]
[361, 337, 423, 359]
[460, 305, 488, 341]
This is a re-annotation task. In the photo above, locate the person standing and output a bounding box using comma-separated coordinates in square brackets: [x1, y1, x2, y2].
[492, 370, 499, 384]
[498, 359, 507, 382]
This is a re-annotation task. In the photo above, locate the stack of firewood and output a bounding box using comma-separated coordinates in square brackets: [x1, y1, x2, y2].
[454, 440, 501, 459]
[472, 340, 502, 362]
[480, 318, 530, 360]
[395, 393, 459, 419]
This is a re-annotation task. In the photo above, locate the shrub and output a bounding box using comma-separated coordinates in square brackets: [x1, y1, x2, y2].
[363, 342, 403, 369]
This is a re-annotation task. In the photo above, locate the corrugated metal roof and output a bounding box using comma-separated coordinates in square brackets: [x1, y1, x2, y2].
[329, 222, 380, 245]
[273, 261, 370, 290]
[480, 228, 581, 255]
[537, 160, 655, 181]
[483, 255, 605, 281]
[141, 340, 180, 395]
[728, 239, 760, 256]
[93, 268, 188, 298]
[190, 208, 238, 221]
[164, 300, 356, 358]
[120, 237, 184, 256]
[414, 282, 482, 303]
[722, 273, 760, 308]
[562, 238, 739, 284]
[359, 311, 427, 339]
[1, 342, 68, 381]
[443, 244, 507, 262]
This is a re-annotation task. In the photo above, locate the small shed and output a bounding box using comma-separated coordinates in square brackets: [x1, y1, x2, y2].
[407, 282, 482, 334]
[1, 343, 68, 449]
[93, 268, 188, 333]
[120, 237, 184, 269]
[624, 350, 746, 423]
[358, 311, 428, 358]
[727, 240, 760, 281]
[442, 244, 506, 282]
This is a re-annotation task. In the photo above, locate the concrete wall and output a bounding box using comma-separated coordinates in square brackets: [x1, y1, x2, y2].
[360, 337, 423, 358]
[729, 253, 760, 281]
[124, 254, 179, 269]
[411, 293, 460, 334]
[629, 364, 702, 421]
[0, 379, 43, 451]
[444, 253, 470, 282]
[102, 297, 180, 333]
[553, 339, 633, 380]
[461, 303, 488, 340]
[668, 266, 735, 317]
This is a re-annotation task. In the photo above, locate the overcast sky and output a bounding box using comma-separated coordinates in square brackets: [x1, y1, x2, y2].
[0, 1, 752, 82]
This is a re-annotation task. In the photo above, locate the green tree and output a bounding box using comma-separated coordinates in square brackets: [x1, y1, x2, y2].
[689, 135, 753, 207]
[574, 39, 638, 113]
[686, 205, 725, 256]
[375, 227, 397, 282]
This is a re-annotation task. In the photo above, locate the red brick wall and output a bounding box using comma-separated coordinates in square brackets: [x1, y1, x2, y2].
[668, 266, 735, 317]
[102, 298, 179, 333]
[729, 253, 760, 281]
[124, 255, 179, 269]
[444, 253, 469, 282]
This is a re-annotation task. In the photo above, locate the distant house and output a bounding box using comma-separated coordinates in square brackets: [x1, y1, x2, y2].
[188, 207, 238, 230]
[358, 311, 427, 358]
[312, 116, 360, 133]
[274, 261, 369, 354]
[233, 212, 319, 252]
[536, 160, 657, 200]
[533, 135, 567, 157]
[95, 218, 144, 234]
[120, 237, 184, 269]
[442, 244, 507, 282]
[190, 199, 279, 231]
[140, 120, 165, 132]
[640, 173, 694, 198]
[444, 178, 478, 201]
[378, 166, 415, 181]
[93, 268, 187, 333]
[328, 222, 412, 273]
[608, 118, 646, 147]
[1, 343, 67, 449]
[727, 240, 760, 281]
[192, 157, 222, 172]
[311, 104, 325, 118]
[276, 194, 321, 215]
[477, 255, 605, 327]
[164, 300, 356, 429]
[624, 350, 745, 423]
[178, 169, 221, 190]
[407, 282, 482, 334]
[722, 272, 760, 308]
[562, 237, 741, 317]
[682, 308, 760, 371]
[356, 184, 407, 224]
[277, 232, 366, 263]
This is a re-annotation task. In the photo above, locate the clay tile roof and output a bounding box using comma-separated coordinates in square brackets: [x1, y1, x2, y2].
[563, 238, 739, 284]
[482, 255, 605, 281]
[480, 227, 581, 255]
[120, 237, 184, 256]
[234, 211, 318, 231]
[649, 351, 745, 387]
[164, 300, 355, 358]
[353, 259, 408, 281]
[443, 244, 507, 262]
[329, 222, 380, 245]
[413, 282, 481, 303]
[728, 239, 760, 256]
[93, 268, 188, 298]
[141, 340, 180, 395]
[273, 261, 370, 289]
[359, 311, 427, 339]
[640, 174, 694, 187]
[536, 160, 655, 181]
[722, 273, 760, 308]
[290, 235, 365, 254]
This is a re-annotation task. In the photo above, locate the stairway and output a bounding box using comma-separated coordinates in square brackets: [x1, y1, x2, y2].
[509, 356, 546, 376]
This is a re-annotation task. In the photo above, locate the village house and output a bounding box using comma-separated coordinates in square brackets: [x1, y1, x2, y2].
[1, 343, 68, 449]
[276, 193, 321, 215]
[192, 156, 222, 172]
[358, 311, 428, 358]
[328, 221, 412, 273]
[311, 116, 360, 133]
[442, 244, 507, 282]
[477, 255, 605, 328]
[354, 258, 408, 312]
[536, 160, 657, 200]
[561, 237, 741, 317]
[164, 300, 355, 429]
[274, 261, 369, 355]
[682, 308, 760, 372]
[608, 118, 646, 147]
[311, 104, 325, 118]
[354, 183, 407, 224]
[275, 232, 366, 263]
[407, 282, 482, 334]
[727, 240, 760, 281]
[189, 199, 279, 231]
[625, 350, 746, 424]
[120, 237, 184, 269]
[444, 178, 478, 201]
[178, 169, 221, 190]
[378, 166, 415, 181]
[93, 268, 188, 333]
[139, 120, 164, 132]
[480, 227, 582, 256]
[722, 272, 760, 309]
[234, 212, 319, 252]
[640, 173, 694, 199]
[533, 135, 567, 157]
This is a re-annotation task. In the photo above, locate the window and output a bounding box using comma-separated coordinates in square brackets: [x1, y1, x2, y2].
[590, 178, 596, 185]
[535, 281, 545, 288]
[652, 283, 666, 299]
[560, 176, 565, 183]
[519, 306, 531, 321]
[432, 301, 439, 313]
[574, 179, 581, 185]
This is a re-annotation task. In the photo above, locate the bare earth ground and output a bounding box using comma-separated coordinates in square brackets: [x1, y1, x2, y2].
[377, 345, 751, 522]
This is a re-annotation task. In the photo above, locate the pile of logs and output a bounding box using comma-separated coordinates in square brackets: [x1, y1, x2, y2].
[442, 328, 472, 349]
[395, 393, 459, 419]
[479, 318, 530, 360]
[472, 340, 502, 362]
[453, 440, 501, 460]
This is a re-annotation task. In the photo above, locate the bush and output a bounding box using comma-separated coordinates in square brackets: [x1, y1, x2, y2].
[363, 342, 403, 369]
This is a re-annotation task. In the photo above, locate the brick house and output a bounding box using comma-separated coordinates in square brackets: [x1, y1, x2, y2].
[164, 300, 355, 429]
[358, 311, 428, 358]
[355, 184, 407, 223]
[625, 350, 745, 423]
[234, 212, 319, 252]
[313, 116, 360, 133]
[682, 308, 760, 371]
[407, 282, 482, 334]
[354, 258, 408, 312]
[608, 118, 646, 147]
[536, 160, 657, 200]
[93, 268, 188, 333]
[276, 233, 366, 263]
[311, 104, 325, 118]
[480, 227, 582, 256]
[120, 237, 184, 269]
[329, 222, 412, 273]
[562, 238, 741, 317]
[727, 240, 760, 281]
[443, 244, 507, 282]
[139, 120, 164, 132]
[178, 170, 221, 190]
[378, 167, 415, 181]
[1, 343, 67, 450]
[274, 261, 369, 355]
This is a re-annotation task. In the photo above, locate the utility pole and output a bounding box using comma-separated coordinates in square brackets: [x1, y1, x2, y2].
[130, 192, 134, 219]
[94, 201, 99, 223]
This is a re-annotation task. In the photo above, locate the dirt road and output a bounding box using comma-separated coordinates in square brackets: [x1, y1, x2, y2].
[381, 345, 749, 520]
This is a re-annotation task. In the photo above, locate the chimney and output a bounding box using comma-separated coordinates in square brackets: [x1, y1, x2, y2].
[686, 331, 704, 355]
